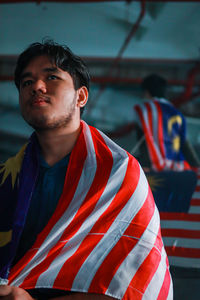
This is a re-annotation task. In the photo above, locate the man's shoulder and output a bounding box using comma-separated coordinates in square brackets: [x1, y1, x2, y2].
[82, 121, 141, 169]
[89, 123, 135, 159]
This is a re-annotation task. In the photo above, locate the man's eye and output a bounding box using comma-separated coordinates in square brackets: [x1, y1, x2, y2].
[48, 75, 58, 80]
[22, 80, 33, 87]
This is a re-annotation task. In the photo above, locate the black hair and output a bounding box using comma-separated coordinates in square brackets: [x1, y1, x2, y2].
[141, 74, 167, 98]
[14, 40, 90, 115]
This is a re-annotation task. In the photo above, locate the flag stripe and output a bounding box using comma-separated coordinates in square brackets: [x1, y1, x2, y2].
[156, 257, 171, 300]
[145, 104, 164, 170]
[161, 220, 200, 230]
[195, 186, 200, 192]
[161, 228, 200, 239]
[165, 246, 200, 258]
[160, 213, 200, 221]
[146, 102, 153, 136]
[188, 206, 200, 214]
[191, 191, 200, 198]
[190, 199, 200, 206]
[135, 105, 164, 171]
[163, 237, 200, 248]
[149, 101, 158, 146]
[167, 256, 200, 268]
[154, 101, 165, 158]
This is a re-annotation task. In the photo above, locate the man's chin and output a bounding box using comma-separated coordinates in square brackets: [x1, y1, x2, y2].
[26, 119, 72, 131]
[26, 119, 52, 131]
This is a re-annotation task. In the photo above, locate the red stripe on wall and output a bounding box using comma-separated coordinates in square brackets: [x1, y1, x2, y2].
[195, 186, 200, 192]
[165, 246, 200, 258]
[190, 199, 200, 206]
[161, 228, 200, 239]
[154, 101, 165, 158]
[160, 212, 200, 222]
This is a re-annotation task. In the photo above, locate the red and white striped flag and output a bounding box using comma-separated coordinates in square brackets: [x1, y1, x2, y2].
[134, 99, 191, 171]
[8, 121, 173, 299]
[160, 168, 200, 268]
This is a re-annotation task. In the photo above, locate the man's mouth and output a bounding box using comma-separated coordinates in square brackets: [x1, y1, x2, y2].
[31, 96, 50, 106]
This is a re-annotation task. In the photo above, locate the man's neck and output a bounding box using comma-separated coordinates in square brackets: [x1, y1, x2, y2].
[36, 122, 81, 167]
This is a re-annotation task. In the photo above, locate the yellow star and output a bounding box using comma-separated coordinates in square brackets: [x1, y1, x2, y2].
[172, 136, 180, 153]
[0, 144, 27, 189]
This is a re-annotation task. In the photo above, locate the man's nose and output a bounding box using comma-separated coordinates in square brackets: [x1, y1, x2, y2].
[32, 80, 47, 94]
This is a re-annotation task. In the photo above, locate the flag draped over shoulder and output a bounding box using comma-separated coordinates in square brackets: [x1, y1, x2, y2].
[134, 98, 191, 171]
[0, 121, 172, 299]
[0, 142, 38, 284]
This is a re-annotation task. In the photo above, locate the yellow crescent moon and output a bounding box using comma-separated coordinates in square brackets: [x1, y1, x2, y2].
[168, 115, 182, 134]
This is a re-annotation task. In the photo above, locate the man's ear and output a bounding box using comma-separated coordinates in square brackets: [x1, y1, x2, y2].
[77, 86, 88, 108]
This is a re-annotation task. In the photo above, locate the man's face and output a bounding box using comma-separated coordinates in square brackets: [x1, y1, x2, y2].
[19, 55, 87, 131]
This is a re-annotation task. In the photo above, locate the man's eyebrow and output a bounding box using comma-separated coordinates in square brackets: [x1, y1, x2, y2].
[20, 72, 32, 81]
[42, 67, 60, 73]
[20, 67, 61, 81]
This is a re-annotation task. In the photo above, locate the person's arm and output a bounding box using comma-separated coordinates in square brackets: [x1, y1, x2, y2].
[0, 285, 36, 300]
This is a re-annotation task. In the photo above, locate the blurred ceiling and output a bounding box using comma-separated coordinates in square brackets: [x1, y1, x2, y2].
[0, 0, 200, 160]
[1, 1, 200, 59]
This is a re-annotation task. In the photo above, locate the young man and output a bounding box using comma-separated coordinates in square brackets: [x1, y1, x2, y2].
[0, 42, 173, 299]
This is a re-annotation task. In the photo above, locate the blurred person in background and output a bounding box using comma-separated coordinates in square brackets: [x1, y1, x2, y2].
[134, 73, 199, 171]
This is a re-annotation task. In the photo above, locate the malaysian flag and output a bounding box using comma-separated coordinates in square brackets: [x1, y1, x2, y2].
[134, 98, 200, 268]
[0, 121, 172, 299]
[134, 98, 191, 171]
[160, 168, 200, 268]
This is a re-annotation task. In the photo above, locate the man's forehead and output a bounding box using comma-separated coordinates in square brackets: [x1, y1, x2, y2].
[23, 55, 57, 72]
